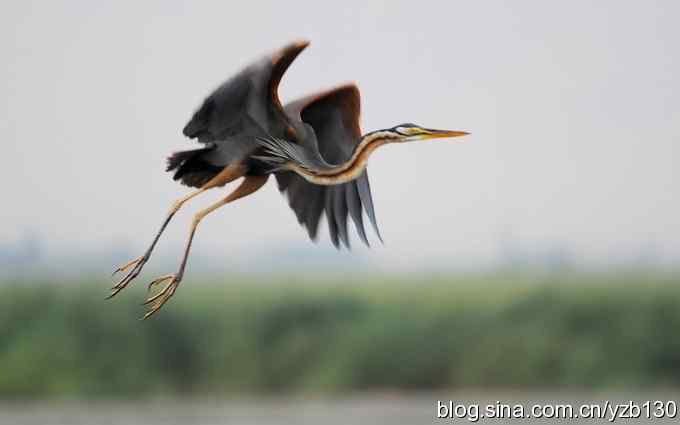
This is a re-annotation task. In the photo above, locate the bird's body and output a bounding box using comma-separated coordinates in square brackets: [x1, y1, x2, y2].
[110, 40, 468, 318]
[168, 42, 306, 187]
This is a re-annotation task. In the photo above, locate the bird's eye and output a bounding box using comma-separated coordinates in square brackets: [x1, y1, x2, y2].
[393, 123, 422, 136]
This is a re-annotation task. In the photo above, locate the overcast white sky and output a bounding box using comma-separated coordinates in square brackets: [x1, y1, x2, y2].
[1, 1, 678, 273]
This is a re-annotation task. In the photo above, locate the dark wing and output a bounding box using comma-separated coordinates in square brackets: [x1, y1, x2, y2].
[276, 84, 382, 248]
[168, 40, 308, 187]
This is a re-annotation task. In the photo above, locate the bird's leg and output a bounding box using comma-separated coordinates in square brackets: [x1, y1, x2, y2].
[142, 175, 268, 319]
[108, 190, 201, 298]
[109, 164, 247, 299]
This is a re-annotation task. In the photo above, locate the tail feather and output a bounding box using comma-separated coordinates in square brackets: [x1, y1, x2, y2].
[166, 148, 204, 172]
[166, 146, 221, 188]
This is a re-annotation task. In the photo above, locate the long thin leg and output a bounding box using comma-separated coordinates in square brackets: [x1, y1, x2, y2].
[109, 164, 247, 298]
[142, 175, 268, 319]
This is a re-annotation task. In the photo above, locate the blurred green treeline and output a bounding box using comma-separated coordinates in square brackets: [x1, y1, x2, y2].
[1, 272, 679, 399]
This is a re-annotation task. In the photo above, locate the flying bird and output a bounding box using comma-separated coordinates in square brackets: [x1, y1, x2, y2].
[109, 40, 469, 318]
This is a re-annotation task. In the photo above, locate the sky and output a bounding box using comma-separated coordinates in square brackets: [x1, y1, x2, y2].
[1, 1, 678, 274]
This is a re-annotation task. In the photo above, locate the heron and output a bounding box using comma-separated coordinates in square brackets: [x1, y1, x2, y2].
[109, 40, 469, 318]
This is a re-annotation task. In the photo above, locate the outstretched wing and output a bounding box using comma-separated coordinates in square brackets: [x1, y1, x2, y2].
[276, 84, 382, 248]
[182, 40, 307, 144]
[169, 41, 308, 187]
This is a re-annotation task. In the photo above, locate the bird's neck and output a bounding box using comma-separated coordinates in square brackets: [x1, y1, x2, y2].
[291, 131, 394, 185]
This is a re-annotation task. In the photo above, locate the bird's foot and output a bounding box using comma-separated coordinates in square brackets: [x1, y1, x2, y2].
[142, 273, 181, 319]
[108, 255, 149, 299]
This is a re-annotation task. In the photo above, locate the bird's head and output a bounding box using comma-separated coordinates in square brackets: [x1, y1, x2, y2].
[382, 123, 469, 143]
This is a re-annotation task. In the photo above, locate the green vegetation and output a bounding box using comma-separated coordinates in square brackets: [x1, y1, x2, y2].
[0, 273, 679, 398]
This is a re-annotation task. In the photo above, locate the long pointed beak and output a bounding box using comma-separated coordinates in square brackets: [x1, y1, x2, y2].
[424, 129, 470, 139]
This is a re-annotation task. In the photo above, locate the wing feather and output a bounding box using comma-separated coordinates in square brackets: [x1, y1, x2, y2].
[274, 84, 382, 247]
[333, 186, 350, 248]
[356, 170, 382, 243]
[177, 41, 308, 166]
[324, 189, 340, 248]
[345, 179, 369, 246]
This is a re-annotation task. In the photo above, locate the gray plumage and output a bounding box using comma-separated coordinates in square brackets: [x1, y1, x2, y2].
[168, 42, 381, 248]
[111, 40, 468, 317]
[273, 85, 382, 248]
[167, 41, 304, 188]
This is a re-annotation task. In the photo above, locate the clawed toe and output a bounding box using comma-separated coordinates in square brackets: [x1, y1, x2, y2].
[142, 274, 180, 319]
[112, 257, 141, 277]
[109, 256, 181, 319]
[107, 255, 148, 299]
